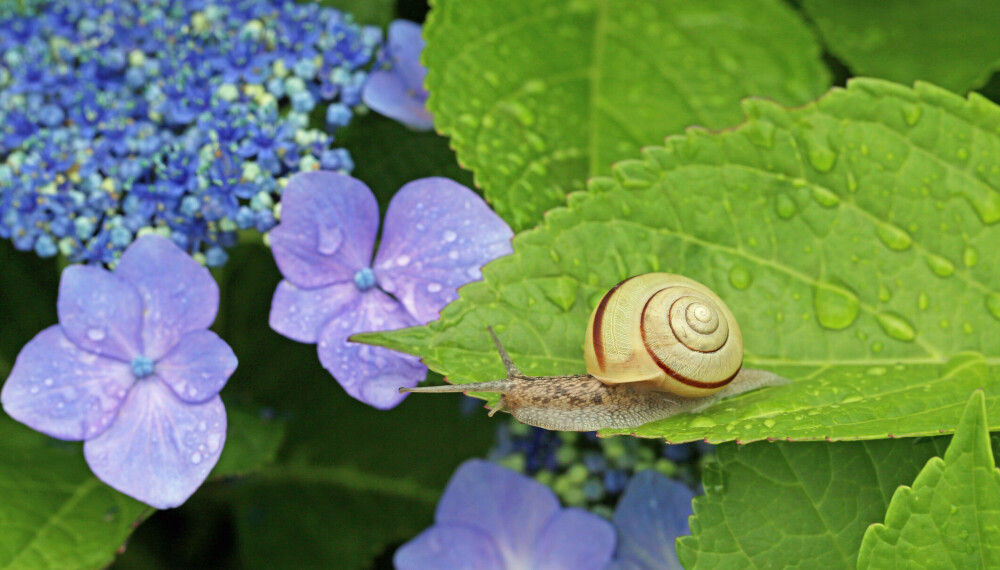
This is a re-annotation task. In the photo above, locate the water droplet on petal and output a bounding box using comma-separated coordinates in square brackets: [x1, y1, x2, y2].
[396, 254, 410, 267]
[43, 378, 53, 386]
[29, 386, 39, 394]
[87, 327, 106, 341]
[448, 251, 459, 260]
[190, 452, 202, 464]
[317, 226, 343, 255]
[442, 230, 457, 243]
[188, 386, 198, 398]
[427, 282, 442, 293]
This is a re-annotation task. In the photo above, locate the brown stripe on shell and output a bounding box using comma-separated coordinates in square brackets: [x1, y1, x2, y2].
[590, 276, 634, 371]
[641, 294, 739, 389]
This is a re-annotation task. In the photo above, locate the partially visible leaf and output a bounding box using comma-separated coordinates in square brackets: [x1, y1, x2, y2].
[321, 0, 394, 27]
[362, 79, 1000, 443]
[0, 415, 151, 570]
[801, 0, 1000, 93]
[858, 390, 1000, 568]
[211, 405, 285, 477]
[424, 0, 830, 230]
[676, 436, 952, 569]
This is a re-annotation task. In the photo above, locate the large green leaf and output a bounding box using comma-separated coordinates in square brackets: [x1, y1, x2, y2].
[858, 391, 1000, 568]
[0, 415, 151, 570]
[675, 435, 952, 568]
[361, 79, 1000, 443]
[800, 0, 1000, 93]
[424, 0, 830, 230]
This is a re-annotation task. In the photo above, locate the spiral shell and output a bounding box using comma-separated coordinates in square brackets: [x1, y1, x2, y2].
[583, 273, 743, 398]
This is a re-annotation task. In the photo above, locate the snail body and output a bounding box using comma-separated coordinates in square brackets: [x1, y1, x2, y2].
[400, 273, 788, 431]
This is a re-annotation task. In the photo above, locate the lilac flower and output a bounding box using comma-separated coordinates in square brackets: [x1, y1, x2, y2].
[395, 459, 615, 569]
[1, 234, 236, 509]
[607, 470, 696, 569]
[268, 171, 513, 409]
[362, 20, 434, 131]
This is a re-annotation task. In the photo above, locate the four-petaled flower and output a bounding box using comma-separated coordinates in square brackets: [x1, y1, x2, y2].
[607, 470, 696, 569]
[268, 171, 513, 409]
[394, 459, 616, 569]
[1, 235, 237, 509]
[362, 20, 434, 131]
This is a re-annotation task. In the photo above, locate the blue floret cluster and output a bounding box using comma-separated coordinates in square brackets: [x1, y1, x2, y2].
[0, 0, 380, 266]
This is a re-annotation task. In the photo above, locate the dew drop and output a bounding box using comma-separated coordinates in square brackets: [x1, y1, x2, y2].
[763, 419, 776, 428]
[448, 250, 459, 260]
[467, 267, 482, 280]
[813, 282, 860, 330]
[442, 230, 457, 243]
[875, 222, 912, 251]
[918, 292, 930, 310]
[774, 194, 796, 220]
[188, 386, 198, 398]
[876, 312, 916, 342]
[867, 366, 887, 376]
[87, 327, 106, 341]
[963, 246, 979, 268]
[317, 226, 342, 256]
[198, 421, 207, 431]
[957, 148, 969, 161]
[396, 254, 410, 267]
[810, 186, 840, 208]
[985, 293, 1000, 320]
[426, 282, 442, 293]
[901, 104, 922, 126]
[29, 386, 39, 394]
[924, 253, 955, 277]
[43, 378, 54, 386]
[871, 341, 884, 353]
[728, 266, 751, 290]
[190, 452, 202, 464]
[808, 147, 837, 173]
[878, 284, 891, 302]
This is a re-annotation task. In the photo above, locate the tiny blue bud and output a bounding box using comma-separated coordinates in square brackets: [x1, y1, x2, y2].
[180, 195, 201, 217]
[290, 90, 315, 113]
[325, 103, 352, 128]
[109, 226, 133, 247]
[34, 235, 57, 258]
[354, 267, 376, 290]
[266, 76, 285, 97]
[74, 217, 96, 240]
[235, 206, 255, 229]
[205, 247, 228, 267]
[131, 355, 155, 378]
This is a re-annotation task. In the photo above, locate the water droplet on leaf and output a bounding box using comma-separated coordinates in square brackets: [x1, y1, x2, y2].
[813, 282, 860, 330]
[728, 266, 751, 290]
[876, 312, 916, 341]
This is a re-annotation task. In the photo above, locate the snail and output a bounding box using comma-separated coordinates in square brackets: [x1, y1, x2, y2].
[400, 273, 789, 431]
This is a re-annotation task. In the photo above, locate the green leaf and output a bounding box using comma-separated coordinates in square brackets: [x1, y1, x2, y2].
[800, 0, 1000, 93]
[317, 0, 394, 27]
[424, 0, 830, 230]
[362, 79, 1000, 443]
[857, 391, 1000, 568]
[676, 436, 952, 569]
[0, 415, 151, 570]
[210, 405, 285, 477]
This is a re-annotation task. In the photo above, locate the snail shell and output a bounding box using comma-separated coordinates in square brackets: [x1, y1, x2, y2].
[584, 273, 742, 397]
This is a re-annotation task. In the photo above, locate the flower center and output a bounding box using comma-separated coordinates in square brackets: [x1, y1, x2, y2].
[354, 267, 376, 291]
[131, 355, 155, 378]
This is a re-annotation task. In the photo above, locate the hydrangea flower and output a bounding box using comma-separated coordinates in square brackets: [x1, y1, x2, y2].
[0, 0, 380, 266]
[268, 171, 513, 409]
[1, 234, 237, 509]
[607, 470, 696, 569]
[394, 459, 616, 569]
[362, 20, 434, 131]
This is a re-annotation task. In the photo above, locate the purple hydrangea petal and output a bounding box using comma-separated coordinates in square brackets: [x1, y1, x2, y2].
[534, 508, 616, 570]
[154, 330, 237, 403]
[374, 178, 513, 323]
[608, 470, 695, 570]
[436, 460, 560, 567]
[316, 289, 425, 409]
[394, 524, 504, 570]
[386, 20, 427, 101]
[1, 326, 133, 441]
[269, 280, 359, 343]
[114, 234, 220, 360]
[57, 265, 143, 361]
[361, 70, 434, 131]
[83, 379, 226, 509]
[269, 171, 378, 288]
